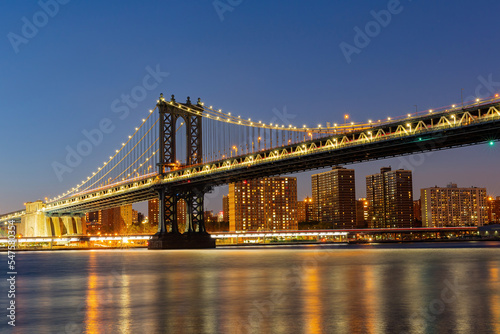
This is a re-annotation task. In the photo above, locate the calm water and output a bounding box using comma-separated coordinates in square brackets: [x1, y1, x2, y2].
[4, 242, 500, 334]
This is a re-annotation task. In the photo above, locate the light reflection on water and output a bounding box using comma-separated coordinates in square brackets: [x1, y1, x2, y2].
[10, 242, 500, 334]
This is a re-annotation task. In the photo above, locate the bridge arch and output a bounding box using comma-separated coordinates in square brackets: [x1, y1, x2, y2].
[157, 94, 203, 174]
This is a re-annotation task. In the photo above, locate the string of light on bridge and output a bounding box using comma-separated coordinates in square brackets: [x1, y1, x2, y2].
[46, 92, 500, 203]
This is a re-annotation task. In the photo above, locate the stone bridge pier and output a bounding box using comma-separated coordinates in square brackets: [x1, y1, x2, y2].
[18, 201, 86, 237]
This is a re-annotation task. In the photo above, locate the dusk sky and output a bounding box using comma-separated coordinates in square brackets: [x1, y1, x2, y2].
[1, 0, 499, 214]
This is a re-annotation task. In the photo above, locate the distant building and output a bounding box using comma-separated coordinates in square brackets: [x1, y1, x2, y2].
[99, 204, 133, 234]
[204, 211, 217, 224]
[132, 209, 138, 224]
[148, 197, 187, 231]
[312, 167, 356, 229]
[228, 177, 297, 231]
[85, 211, 101, 234]
[222, 195, 230, 223]
[138, 212, 145, 224]
[297, 196, 314, 223]
[366, 167, 413, 228]
[205, 211, 229, 232]
[413, 199, 421, 221]
[356, 198, 369, 228]
[421, 183, 487, 227]
[86, 211, 99, 224]
[148, 198, 159, 226]
[487, 196, 500, 224]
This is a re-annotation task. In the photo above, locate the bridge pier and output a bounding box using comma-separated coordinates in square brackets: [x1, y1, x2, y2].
[148, 186, 215, 250]
[18, 201, 86, 237]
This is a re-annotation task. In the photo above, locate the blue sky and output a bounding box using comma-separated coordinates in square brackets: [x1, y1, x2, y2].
[1, 0, 499, 214]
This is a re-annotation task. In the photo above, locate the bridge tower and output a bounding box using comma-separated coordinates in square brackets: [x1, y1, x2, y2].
[149, 94, 215, 249]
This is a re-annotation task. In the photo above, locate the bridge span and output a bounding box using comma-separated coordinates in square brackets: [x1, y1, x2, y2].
[1, 94, 499, 248]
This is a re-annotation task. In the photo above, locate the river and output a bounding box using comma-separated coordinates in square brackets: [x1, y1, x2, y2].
[5, 242, 500, 333]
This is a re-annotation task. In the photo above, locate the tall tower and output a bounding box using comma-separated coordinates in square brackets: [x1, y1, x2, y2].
[158, 93, 203, 173]
[311, 167, 356, 229]
[366, 167, 413, 228]
[149, 94, 214, 249]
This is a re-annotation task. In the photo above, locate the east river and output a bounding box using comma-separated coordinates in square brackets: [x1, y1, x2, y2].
[5, 242, 500, 334]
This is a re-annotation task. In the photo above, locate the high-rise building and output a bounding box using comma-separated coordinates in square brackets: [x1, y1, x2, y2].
[228, 177, 297, 231]
[99, 204, 133, 234]
[421, 184, 487, 227]
[222, 195, 230, 223]
[311, 167, 356, 229]
[132, 209, 139, 224]
[297, 196, 314, 223]
[148, 198, 159, 226]
[366, 167, 413, 228]
[487, 196, 500, 224]
[356, 198, 369, 228]
[85, 211, 101, 234]
[413, 199, 422, 225]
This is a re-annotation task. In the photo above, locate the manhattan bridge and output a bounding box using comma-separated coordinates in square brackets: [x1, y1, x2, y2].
[1, 93, 500, 248]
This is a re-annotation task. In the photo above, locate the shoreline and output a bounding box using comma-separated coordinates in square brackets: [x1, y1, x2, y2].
[2, 238, 499, 251]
